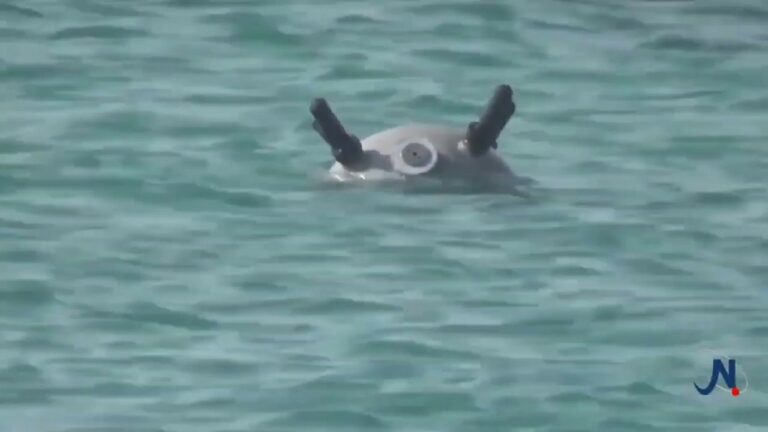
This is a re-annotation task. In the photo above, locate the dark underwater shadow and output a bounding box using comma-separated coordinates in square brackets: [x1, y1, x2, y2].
[310, 170, 539, 201]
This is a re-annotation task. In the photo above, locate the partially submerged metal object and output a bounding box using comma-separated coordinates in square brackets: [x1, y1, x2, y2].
[310, 84, 527, 192]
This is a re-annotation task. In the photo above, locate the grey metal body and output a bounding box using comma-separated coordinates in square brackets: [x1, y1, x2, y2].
[328, 123, 521, 186]
[311, 84, 529, 194]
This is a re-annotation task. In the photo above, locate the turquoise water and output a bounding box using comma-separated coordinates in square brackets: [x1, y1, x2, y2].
[2, 0, 768, 430]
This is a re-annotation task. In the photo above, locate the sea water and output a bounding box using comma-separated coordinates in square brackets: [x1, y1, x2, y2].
[1, 1, 767, 431]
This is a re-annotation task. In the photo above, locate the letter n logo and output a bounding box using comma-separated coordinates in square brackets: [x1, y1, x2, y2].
[695, 359, 736, 395]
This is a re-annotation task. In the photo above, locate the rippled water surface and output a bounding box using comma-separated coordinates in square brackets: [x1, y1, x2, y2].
[2, 0, 768, 431]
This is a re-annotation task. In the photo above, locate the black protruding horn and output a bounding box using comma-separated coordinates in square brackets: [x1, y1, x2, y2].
[465, 84, 516, 156]
[310, 98, 364, 167]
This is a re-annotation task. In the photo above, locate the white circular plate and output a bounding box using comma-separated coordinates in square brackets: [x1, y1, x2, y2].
[391, 139, 438, 176]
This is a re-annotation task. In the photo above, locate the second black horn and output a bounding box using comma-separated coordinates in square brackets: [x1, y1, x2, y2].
[310, 98, 365, 167]
[464, 84, 516, 156]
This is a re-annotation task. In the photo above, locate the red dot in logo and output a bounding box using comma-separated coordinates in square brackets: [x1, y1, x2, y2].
[732, 387, 740, 397]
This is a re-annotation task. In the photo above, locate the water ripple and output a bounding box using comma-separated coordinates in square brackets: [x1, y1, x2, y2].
[49, 25, 148, 41]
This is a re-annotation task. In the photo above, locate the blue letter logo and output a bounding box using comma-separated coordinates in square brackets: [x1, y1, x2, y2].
[694, 358, 747, 397]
